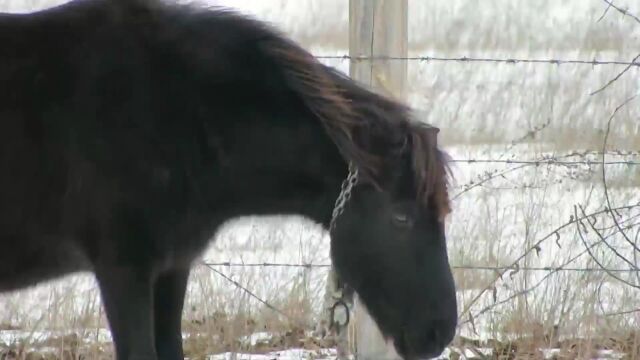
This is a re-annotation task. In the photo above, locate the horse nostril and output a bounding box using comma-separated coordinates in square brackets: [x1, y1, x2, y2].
[397, 319, 456, 359]
[435, 329, 454, 353]
[431, 328, 442, 345]
[428, 327, 448, 352]
[421, 322, 454, 357]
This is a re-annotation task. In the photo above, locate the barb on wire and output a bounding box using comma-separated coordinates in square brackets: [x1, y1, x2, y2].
[315, 54, 640, 67]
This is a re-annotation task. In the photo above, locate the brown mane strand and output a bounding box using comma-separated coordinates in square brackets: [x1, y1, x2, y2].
[261, 35, 452, 220]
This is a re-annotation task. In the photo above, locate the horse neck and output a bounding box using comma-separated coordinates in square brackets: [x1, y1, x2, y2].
[209, 110, 349, 228]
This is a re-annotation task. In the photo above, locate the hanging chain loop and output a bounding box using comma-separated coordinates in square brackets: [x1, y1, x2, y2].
[329, 163, 359, 230]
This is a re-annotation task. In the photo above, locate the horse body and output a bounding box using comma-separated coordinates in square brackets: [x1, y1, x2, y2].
[0, 0, 458, 359]
[1, 0, 344, 287]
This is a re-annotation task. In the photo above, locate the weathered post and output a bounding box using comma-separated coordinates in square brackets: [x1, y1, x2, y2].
[349, 0, 408, 100]
[349, 1, 408, 358]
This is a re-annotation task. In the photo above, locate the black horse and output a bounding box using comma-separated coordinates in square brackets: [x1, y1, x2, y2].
[0, 0, 458, 358]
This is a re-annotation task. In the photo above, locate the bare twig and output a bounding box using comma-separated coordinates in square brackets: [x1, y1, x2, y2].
[460, 220, 640, 324]
[599, 0, 640, 25]
[451, 150, 640, 200]
[457, 204, 640, 319]
[574, 206, 640, 289]
[496, 115, 553, 160]
[453, 164, 529, 200]
[590, 54, 640, 95]
[597, 1, 614, 22]
[601, 95, 640, 252]
[603, 308, 640, 317]
[202, 263, 302, 326]
[578, 204, 639, 271]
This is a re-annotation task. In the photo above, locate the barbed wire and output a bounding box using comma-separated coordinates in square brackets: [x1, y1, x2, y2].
[449, 159, 640, 166]
[201, 263, 304, 327]
[199, 261, 640, 273]
[451, 150, 640, 199]
[315, 54, 640, 67]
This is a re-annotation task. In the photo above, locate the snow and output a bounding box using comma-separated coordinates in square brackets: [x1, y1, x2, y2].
[207, 348, 337, 360]
[0, 328, 113, 345]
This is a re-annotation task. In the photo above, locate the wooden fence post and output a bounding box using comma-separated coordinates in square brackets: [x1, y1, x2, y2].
[350, 0, 408, 100]
[349, 1, 408, 359]
[320, 2, 408, 358]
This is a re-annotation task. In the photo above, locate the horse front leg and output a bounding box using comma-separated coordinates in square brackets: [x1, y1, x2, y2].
[153, 268, 190, 360]
[96, 266, 158, 360]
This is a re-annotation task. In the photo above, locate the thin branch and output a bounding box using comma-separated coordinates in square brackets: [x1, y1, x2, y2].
[458, 204, 640, 319]
[603, 308, 640, 317]
[590, 53, 640, 95]
[578, 204, 639, 271]
[574, 206, 640, 289]
[600, 0, 640, 25]
[202, 263, 303, 327]
[601, 95, 640, 252]
[452, 151, 640, 200]
[597, 1, 614, 22]
[453, 164, 529, 200]
[460, 220, 640, 325]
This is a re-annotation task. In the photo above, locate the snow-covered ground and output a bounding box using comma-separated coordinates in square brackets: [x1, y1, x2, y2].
[1, 0, 639, 358]
[208, 349, 337, 360]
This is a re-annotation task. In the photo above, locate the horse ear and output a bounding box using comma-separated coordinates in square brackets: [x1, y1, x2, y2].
[420, 124, 439, 147]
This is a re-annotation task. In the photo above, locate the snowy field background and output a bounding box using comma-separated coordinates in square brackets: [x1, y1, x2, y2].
[1, 0, 639, 359]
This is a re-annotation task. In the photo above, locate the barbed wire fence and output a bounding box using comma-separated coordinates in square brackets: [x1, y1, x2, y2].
[317, 54, 640, 67]
[197, 0, 640, 355]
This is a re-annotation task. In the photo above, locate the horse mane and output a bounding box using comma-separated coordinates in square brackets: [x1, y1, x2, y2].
[257, 31, 452, 220]
[108, 0, 452, 220]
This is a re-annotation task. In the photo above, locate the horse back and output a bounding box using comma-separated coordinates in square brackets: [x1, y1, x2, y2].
[0, 0, 168, 290]
[0, 0, 330, 291]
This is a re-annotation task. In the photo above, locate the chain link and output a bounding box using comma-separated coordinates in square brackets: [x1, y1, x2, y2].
[329, 163, 359, 230]
[326, 162, 359, 342]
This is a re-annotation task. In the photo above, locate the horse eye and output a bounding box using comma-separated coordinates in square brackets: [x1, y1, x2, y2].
[392, 211, 413, 227]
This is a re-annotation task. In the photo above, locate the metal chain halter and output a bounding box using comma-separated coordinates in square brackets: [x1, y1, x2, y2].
[325, 162, 359, 347]
[329, 162, 359, 230]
